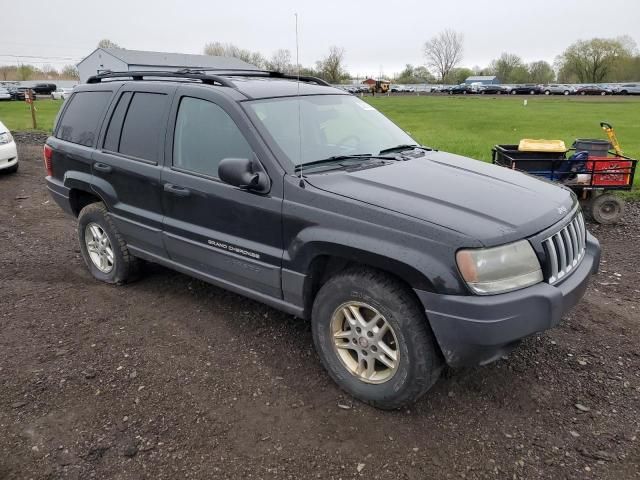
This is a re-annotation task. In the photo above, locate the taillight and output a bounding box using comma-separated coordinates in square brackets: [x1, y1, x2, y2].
[43, 144, 53, 176]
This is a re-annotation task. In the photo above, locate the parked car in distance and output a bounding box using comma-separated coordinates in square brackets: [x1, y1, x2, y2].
[0, 120, 18, 173]
[16, 87, 36, 101]
[616, 83, 640, 95]
[448, 84, 473, 94]
[510, 84, 541, 95]
[5, 86, 25, 101]
[44, 69, 600, 409]
[31, 83, 57, 95]
[478, 85, 507, 94]
[0, 88, 11, 101]
[541, 84, 574, 95]
[51, 87, 75, 100]
[575, 85, 611, 96]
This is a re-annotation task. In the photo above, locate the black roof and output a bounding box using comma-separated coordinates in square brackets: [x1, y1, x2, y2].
[86, 70, 346, 100]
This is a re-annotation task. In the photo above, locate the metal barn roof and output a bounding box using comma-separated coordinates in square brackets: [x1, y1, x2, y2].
[78, 48, 259, 70]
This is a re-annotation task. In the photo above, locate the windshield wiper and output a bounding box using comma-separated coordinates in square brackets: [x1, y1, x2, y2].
[295, 154, 395, 172]
[378, 144, 432, 155]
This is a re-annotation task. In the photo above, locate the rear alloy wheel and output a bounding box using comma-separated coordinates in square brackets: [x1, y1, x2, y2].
[530, 90, 536, 95]
[564, 90, 570, 95]
[580, 91, 586, 95]
[590, 194, 625, 224]
[84, 223, 114, 273]
[312, 268, 442, 409]
[511, 90, 517, 95]
[545, 90, 551, 95]
[600, 91, 607, 96]
[78, 202, 140, 284]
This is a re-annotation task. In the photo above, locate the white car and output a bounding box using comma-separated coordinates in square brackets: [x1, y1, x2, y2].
[0, 88, 12, 101]
[0, 120, 18, 173]
[51, 87, 74, 100]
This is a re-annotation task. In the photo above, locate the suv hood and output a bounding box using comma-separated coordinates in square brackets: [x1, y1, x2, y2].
[305, 151, 576, 246]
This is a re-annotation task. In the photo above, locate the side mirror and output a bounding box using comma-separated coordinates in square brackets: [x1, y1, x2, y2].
[218, 157, 270, 194]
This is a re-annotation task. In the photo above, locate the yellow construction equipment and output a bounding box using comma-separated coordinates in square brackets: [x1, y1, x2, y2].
[600, 122, 623, 155]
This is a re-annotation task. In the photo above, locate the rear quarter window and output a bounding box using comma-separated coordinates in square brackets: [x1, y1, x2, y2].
[56, 91, 112, 147]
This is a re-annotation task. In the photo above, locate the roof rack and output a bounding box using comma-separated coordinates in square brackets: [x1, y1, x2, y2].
[86, 70, 236, 87]
[176, 68, 332, 87]
[86, 69, 332, 88]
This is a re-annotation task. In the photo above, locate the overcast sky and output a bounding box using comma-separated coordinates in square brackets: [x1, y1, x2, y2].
[1, 0, 639, 76]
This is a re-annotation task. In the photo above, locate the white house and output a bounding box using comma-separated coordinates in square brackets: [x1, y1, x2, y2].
[76, 48, 258, 82]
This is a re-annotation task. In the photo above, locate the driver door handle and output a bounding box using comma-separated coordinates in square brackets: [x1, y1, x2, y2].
[93, 162, 112, 173]
[164, 183, 191, 197]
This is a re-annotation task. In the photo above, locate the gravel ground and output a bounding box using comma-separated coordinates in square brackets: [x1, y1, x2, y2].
[1, 137, 639, 480]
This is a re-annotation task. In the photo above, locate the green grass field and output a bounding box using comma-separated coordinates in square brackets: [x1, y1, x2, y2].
[366, 95, 640, 194]
[1, 96, 638, 194]
[0, 99, 63, 131]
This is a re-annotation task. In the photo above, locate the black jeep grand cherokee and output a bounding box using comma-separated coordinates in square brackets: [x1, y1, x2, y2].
[45, 70, 600, 409]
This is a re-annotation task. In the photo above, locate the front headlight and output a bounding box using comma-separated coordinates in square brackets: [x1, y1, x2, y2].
[456, 240, 543, 295]
[0, 132, 13, 145]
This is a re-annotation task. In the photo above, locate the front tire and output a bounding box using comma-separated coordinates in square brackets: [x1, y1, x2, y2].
[4, 163, 18, 174]
[311, 268, 442, 409]
[77, 202, 140, 284]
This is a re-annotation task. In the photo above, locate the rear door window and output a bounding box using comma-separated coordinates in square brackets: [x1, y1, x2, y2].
[56, 91, 112, 147]
[118, 92, 169, 162]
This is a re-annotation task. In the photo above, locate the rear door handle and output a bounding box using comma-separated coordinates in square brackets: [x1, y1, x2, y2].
[164, 183, 191, 197]
[93, 162, 112, 173]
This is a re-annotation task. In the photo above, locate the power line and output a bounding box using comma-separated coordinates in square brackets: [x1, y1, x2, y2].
[0, 54, 80, 61]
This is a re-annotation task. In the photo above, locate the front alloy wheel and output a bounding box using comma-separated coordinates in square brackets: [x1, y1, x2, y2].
[312, 268, 443, 409]
[331, 302, 399, 384]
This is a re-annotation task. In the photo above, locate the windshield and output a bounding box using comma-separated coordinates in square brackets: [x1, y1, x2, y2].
[245, 95, 417, 166]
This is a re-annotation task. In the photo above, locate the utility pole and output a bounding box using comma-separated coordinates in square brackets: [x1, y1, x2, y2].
[26, 89, 37, 130]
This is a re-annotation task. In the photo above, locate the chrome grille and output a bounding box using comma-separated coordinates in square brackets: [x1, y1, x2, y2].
[543, 211, 586, 284]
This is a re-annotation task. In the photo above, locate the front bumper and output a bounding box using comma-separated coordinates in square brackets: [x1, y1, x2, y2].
[416, 232, 600, 367]
[0, 141, 18, 170]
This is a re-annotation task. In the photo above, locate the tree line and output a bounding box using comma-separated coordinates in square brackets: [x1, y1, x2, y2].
[203, 41, 350, 83]
[422, 30, 640, 84]
[0, 64, 79, 81]
[203, 33, 640, 85]
[3, 35, 639, 85]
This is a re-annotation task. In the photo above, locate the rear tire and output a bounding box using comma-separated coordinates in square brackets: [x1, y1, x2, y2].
[589, 194, 625, 224]
[77, 202, 140, 284]
[311, 268, 443, 409]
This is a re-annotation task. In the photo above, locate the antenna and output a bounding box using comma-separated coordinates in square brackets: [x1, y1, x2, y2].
[295, 12, 304, 187]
